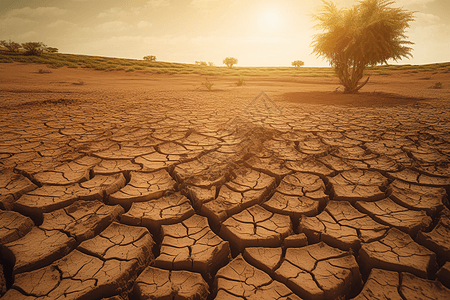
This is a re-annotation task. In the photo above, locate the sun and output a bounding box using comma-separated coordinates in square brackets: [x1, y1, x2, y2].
[259, 10, 281, 32]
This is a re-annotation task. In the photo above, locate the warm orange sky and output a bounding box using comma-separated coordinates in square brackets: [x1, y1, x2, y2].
[0, 0, 449, 66]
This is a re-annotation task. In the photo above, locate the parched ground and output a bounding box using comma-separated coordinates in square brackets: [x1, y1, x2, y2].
[0, 62, 450, 300]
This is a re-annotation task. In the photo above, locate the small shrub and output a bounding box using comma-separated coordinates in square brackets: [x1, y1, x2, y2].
[0, 57, 14, 63]
[203, 71, 220, 76]
[22, 42, 46, 56]
[126, 68, 135, 72]
[430, 82, 443, 89]
[94, 64, 108, 70]
[236, 76, 245, 86]
[202, 78, 214, 90]
[72, 80, 84, 85]
[38, 68, 52, 74]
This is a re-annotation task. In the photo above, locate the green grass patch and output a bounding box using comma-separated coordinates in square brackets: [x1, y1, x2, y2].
[369, 62, 450, 73]
[0, 57, 13, 63]
[1, 49, 448, 78]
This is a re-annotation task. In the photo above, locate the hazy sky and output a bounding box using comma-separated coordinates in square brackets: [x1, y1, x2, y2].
[0, 0, 449, 66]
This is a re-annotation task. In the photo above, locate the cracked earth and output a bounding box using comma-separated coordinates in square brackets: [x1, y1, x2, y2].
[0, 63, 450, 299]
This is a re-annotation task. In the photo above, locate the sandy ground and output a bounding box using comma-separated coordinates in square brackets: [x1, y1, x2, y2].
[1, 62, 449, 109]
[1, 62, 450, 299]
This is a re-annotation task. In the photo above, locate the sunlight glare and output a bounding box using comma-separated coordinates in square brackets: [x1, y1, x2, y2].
[259, 10, 281, 32]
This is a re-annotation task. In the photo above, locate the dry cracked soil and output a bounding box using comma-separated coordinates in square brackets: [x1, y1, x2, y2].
[0, 62, 450, 300]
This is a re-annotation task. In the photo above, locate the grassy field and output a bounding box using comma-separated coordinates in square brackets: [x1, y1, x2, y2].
[1, 49, 449, 78]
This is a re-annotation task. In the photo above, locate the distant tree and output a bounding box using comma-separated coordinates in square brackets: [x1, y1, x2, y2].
[22, 42, 46, 56]
[292, 60, 305, 67]
[208, 62, 215, 67]
[311, 0, 415, 93]
[0, 40, 21, 53]
[46, 47, 59, 53]
[143, 55, 156, 61]
[195, 61, 207, 66]
[223, 57, 238, 68]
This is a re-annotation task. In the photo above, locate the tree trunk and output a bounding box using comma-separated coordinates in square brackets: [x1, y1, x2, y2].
[338, 61, 368, 93]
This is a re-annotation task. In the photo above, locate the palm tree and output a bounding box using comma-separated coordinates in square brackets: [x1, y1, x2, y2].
[311, 0, 415, 93]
